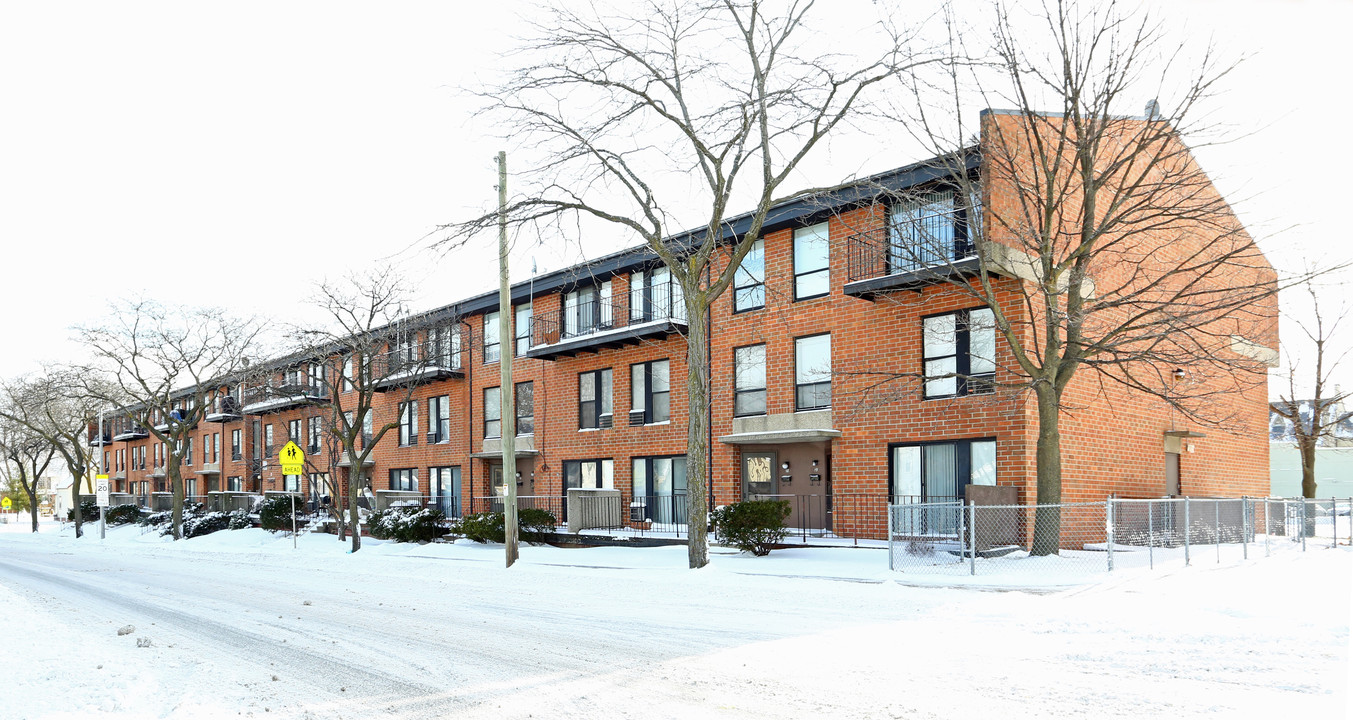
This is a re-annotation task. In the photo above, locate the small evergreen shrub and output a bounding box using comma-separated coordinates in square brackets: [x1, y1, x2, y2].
[69, 500, 100, 523]
[139, 510, 172, 528]
[711, 499, 790, 556]
[182, 511, 232, 538]
[104, 503, 141, 526]
[448, 508, 558, 544]
[228, 509, 253, 530]
[259, 496, 303, 533]
[368, 507, 447, 543]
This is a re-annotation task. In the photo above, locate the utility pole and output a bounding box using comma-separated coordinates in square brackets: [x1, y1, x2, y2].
[98, 411, 105, 541]
[498, 150, 520, 567]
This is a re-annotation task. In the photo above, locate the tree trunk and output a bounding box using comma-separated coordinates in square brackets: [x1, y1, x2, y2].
[27, 484, 39, 533]
[684, 293, 711, 569]
[71, 479, 83, 538]
[1031, 383, 1063, 556]
[170, 465, 184, 540]
[1298, 438, 1317, 499]
[348, 460, 362, 552]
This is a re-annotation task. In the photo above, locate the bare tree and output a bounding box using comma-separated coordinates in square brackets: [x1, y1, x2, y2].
[293, 268, 449, 553]
[0, 412, 57, 533]
[851, 0, 1283, 554]
[443, 0, 937, 568]
[0, 369, 107, 538]
[75, 300, 263, 540]
[1272, 282, 1353, 500]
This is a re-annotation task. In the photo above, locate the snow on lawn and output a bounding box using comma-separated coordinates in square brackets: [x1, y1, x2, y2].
[1, 519, 1348, 719]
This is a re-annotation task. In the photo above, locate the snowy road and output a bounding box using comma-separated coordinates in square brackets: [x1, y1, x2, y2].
[2, 524, 1348, 719]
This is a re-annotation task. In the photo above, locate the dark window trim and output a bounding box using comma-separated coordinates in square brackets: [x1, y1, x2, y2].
[793, 332, 832, 411]
[630, 359, 671, 425]
[388, 467, 418, 492]
[483, 386, 502, 439]
[884, 182, 979, 272]
[886, 437, 996, 503]
[482, 312, 500, 365]
[732, 343, 768, 417]
[732, 239, 766, 314]
[792, 222, 831, 302]
[920, 306, 996, 400]
[515, 381, 534, 436]
[578, 369, 613, 430]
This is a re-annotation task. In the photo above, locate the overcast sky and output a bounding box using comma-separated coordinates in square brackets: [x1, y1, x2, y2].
[2, 0, 1349, 396]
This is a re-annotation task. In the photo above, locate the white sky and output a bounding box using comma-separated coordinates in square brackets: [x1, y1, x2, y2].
[1, 0, 1349, 396]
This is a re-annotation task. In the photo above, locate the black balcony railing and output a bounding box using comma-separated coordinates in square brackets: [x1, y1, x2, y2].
[241, 382, 329, 412]
[530, 281, 686, 354]
[206, 395, 242, 420]
[370, 342, 463, 392]
[110, 417, 148, 441]
[845, 223, 974, 285]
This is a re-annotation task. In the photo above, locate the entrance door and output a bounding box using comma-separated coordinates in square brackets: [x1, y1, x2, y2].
[1165, 452, 1180, 496]
[741, 452, 777, 499]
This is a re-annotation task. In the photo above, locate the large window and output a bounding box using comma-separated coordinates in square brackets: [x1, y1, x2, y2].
[563, 459, 614, 491]
[483, 311, 500, 364]
[227, 476, 243, 492]
[887, 188, 975, 274]
[630, 359, 670, 424]
[793, 222, 830, 300]
[231, 429, 241, 460]
[288, 418, 301, 443]
[484, 387, 501, 439]
[516, 382, 534, 435]
[430, 325, 461, 370]
[389, 468, 418, 492]
[264, 424, 274, 456]
[430, 466, 461, 517]
[630, 268, 683, 322]
[631, 456, 687, 525]
[889, 438, 997, 503]
[733, 239, 765, 312]
[398, 401, 418, 446]
[794, 334, 832, 410]
[733, 344, 767, 416]
[428, 395, 450, 444]
[515, 304, 532, 356]
[564, 281, 613, 337]
[922, 308, 996, 399]
[579, 369, 613, 429]
[308, 416, 322, 453]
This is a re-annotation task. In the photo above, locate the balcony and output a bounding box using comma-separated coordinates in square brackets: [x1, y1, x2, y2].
[88, 429, 112, 447]
[528, 281, 687, 361]
[205, 395, 243, 423]
[843, 225, 979, 298]
[371, 344, 463, 393]
[241, 382, 329, 415]
[110, 419, 148, 442]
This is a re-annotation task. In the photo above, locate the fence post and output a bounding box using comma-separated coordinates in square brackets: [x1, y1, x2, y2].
[1105, 498, 1114, 572]
[1300, 500, 1307, 552]
[1214, 500, 1220, 564]
[1184, 496, 1191, 567]
[1241, 497, 1248, 560]
[887, 505, 894, 571]
[967, 502, 976, 576]
[1147, 500, 1154, 570]
[1264, 498, 1271, 557]
[1332, 497, 1339, 550]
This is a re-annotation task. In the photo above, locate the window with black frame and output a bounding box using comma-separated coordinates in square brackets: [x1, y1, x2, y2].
[398, 401, 418, 446]
[794, 334, 831, 410]
[430, 466, 461, 517]
[389, 468, 418, 492]
[889, 439, 996, 505]
[484, 387, 501, 439]
[630, 267, 684, 323]
[733, 239, 765, 312]
[308, 416, 322, 453]
[733, 344, 767, 416]
[516, 382, 534, 435]
[482, 311, 500, 364]
[578, 368, 613, 429]
[922, 307, 996, 399]
[630, 359, 670, 424]
[887, 188, 977, 274]
[631, 456, 687, 525]
[515, 304, 532, 356]
[427, 395, 450, 443]
[793, 222, 830, 300]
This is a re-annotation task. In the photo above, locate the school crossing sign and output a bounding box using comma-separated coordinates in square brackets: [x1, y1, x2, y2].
[278, 441, 305, 475]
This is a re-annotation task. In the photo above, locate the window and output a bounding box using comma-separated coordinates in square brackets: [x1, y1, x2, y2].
[362, 409, 373, 446]
[137, 446, 145, 470]
[231, 429, 242, 461]
[398, 401, 418, 446]
[631, 456, 687, 524]
[484, 387, 501, 439]
[430, 325, 459, 369]
[733, 239, 765, 312]
[516, 382, 534, 435]
[308, 417, 322, 453]
[341, 356, 354, 392]
[288, 418, 302, 443]
[578, 369, 613, 429]
[227, 476, 243, 492]
[184, 438, 193, 466]
[308, 363, 324, 393]
[264, 424, 275, 455]
[483, 311, 500, 364]
[252, 420, 262, 459]
[563, 459, 613, 491]
[283, 474, 301, 493]
[793, 222, 830, 300]
[887, 188, 975, 274]
[389, 468, 418, 492]
[733, 344, 767, 416]
[430, 466, 461, 517]
[515, 304, 532, 356]
[794, 334, 832, 410]
[630, 359, 670, 424]
[564, 281, 613, 337]
[922, 308, 996, 398]
[889, 438, 997, 504]
[428, 395, 450, 444]
[630, 268, 683, 322]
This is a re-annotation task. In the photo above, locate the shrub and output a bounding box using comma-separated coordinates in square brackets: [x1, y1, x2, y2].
[69, 500, 100, 523]
[259, 495, 303, 533]
[368, 507, 447, 543]
[711, 499, 790, 556]
[448, 508, 557, 544]
[228, 509, 253, 530]
[139, 510, 172, 528]
[182, 511, 231, 538]
[105, 503, 141, 526]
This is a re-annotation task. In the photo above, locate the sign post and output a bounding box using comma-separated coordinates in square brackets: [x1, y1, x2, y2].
[278, 442, 305, 549]
[96, 475, 110, 540]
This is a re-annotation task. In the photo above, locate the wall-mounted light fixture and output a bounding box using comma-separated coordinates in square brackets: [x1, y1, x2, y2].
[781, 461, 791, 471]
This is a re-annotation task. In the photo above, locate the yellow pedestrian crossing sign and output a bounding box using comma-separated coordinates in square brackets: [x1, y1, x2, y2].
[278, 441, 305, 475]
[1, 497, 10, 510]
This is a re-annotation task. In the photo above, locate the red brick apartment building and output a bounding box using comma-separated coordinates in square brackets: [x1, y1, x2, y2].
[87, 110, 1277, 538]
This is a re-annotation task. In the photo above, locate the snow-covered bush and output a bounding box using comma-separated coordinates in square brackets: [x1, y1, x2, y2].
[259, 496, 302, 533]
[104, 503, 141, 526]
[182, 511, 232, 538]
[368, 507, 447, 543]
[69, 500, 100, 523]
[228, 509, 252, 530]
[448, 508, 557, 544]
[711, 499, 790, 556]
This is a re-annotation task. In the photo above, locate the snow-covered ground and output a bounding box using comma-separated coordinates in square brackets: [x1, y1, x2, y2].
[1, 519, 1347, 719]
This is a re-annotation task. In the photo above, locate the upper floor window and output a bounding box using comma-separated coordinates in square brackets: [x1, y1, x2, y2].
[515, 304, 532, 356]
[630, 359, 670, 425]
[733, 239, 765, 312]
[483, 311, 501, 364]
[923, 307, 996, 399]
[794, 334, 832, 411]
[430, 325, 461, 370]
[630, 268, 684, 323]
[264, 424, 275, 455]
[389, 468, 418, 492]
[341, 356, 354, 391]
[398, 401, 419, 446]
[734, 344, 767, 417]
[793, 222, 830, 300]
[184, 438, 192, 466]
[516, 382, 534, 435]
[308, 416, 323, 453]
[428, 395, 450, 444]
[231, 429, 242, 460]
[484, 387, 501, 439]
[565, 281, 613, 337]
[288, 418, 302, 443]
[887, 188, 975, 274]
[579, 368, 613, 429]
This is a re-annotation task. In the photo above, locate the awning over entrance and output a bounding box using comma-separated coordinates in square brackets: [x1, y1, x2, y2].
[718, 409, 840, 445]
[718, 428, 841, 445]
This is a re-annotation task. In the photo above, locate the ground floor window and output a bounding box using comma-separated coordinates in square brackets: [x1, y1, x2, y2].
[888, 438, 996, 503]
[631, 456, 687, 525]
[389, 468, 418, 492]
[309, 473, 330, 509]
[430, 466, 461, 518]
[227, 476, 242, 492]
[283, 474, 301, 493]
[563, 459, 613, 491]
[185, 478, 197, 500]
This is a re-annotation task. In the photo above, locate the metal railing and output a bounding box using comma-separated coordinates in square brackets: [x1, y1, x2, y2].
[844, 225, 973, 283]
[530, 280, 686, 348]
[370, 342, 462, 380]
[889, 496, 1352, 579]
[241, 382, 329, 408]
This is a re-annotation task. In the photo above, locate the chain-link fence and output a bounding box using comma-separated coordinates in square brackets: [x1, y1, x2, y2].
[889, 497, 1352, 580]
